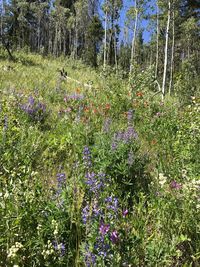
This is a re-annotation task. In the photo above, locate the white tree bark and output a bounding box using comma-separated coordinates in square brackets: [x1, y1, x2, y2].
[114, 27, 118, 70]
[155, 1, 159, 79]
[169, 8, 175, 95]
[162, 0, 171, 101]
[103, 1, 108, 70]
[0, 0, 4, 37]
[130, 0, 138, 76]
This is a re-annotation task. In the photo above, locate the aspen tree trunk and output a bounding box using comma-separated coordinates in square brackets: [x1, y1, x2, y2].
[0, 0, 4, 37]
[150, 49, 152, 66]
[162, 0, 171, 101]
[114, 27, 118, 70]
[103, 1, 107, 70]
[169, 7, 175, 95]
[63, 28, 66, 55]
[130, 0, 138, 76]
[59, 25, 62, 55]
[155, 1, 159, 79]
[54, 23, 58, 56]
[38, 18, 41, 51]
[75, 27, 78, 59]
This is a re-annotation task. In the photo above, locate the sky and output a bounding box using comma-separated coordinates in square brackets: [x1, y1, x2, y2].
[100, 0, 156, 44]
[119, 0, 156, 43]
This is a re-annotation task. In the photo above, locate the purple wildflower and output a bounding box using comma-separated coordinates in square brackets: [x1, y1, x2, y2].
[83, 146, 92, 168]
[85, 172, 96, 191]
[64, 93, 84, 101]
[122, 209, 128, 218]
[57, 173, 66, 188]
[52, 241, 66, 256]
[28, 96, 35, 105]
[110, 230, 119, 244]
[82, 204, 90, 224]
[127, 109, 133, 124]
[94, 238, 110, 258]
[128, 151, 134, 166]
[85, 172, 105, 194]
[20, 96, 47, 122]
[99, 223, 110, 236]
[170, 180, 182, 190]
[111, 127, 138, 150]
[103, 118, 112, 133]
[59, 243, 66, 256]
[92, 202, 100, 217]
[123, 127, 138, 143]
[105, 196, 118, 213]
[85, 245, 96, 267]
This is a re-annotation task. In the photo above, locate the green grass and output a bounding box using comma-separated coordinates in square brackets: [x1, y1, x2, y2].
[0, 51, 199, 267]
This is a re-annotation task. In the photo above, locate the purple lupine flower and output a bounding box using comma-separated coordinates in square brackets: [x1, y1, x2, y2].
[20, 96, 47, 122]
[115, 131, 124, 141]
[94, 238, 110, 258]
[110, 230, 119, 244]
[83, 146, 92, 168]
[85, 245, 96, 267]
[85, 172, 96, 191]
[170, 180, 182, 190]
[52, 241, 66, 256]
[105, 196, 118, 213]
[123, 127, 138, 142]
[122, 209, 128, 217]
[60, 243, 66, 256]
[28, 96, 35, 106]
[112, 127, 138, 150]
[128, 151, 134, 166]
[97, 172, 106, 190]
[127, 109, 133, 124]
[92, 201, 101, 217]
[64, 93, 84, 101]
[103, 118, 112, 133]
[99, 223, 110, 236]
[57, 173, 66, 188]
[82, 204, 90, 224]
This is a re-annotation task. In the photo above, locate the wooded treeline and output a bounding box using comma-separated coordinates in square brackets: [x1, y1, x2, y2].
[0, 0, 199, 97]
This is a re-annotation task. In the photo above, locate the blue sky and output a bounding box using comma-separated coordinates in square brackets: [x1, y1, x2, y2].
[119, 0, 155, 43]
[100, 0, 156, 44]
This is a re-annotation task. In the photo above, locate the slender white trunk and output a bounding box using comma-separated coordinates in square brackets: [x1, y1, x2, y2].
[38, 18, 41, 51]
[63, 29, 66, 55]
[162, 0, 171, 101]
[130, 0, 138, 76]
[114, 27, 118, 70]
[103, 2, 108, 70]
[169, 8, 175, 95]
[54, 23, 58, 56]
[75, 27, 78, 59]
[155, 1, 159, 79]
[1, 0, 4, 36]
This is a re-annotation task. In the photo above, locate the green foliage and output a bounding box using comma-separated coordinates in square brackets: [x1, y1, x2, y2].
[174, 58, 200, 104]
[84, 16, 103, 67]
[0, 54, 199, 266]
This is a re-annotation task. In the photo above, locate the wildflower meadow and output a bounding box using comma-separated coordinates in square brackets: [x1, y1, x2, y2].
[0, 53, 199, 266]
